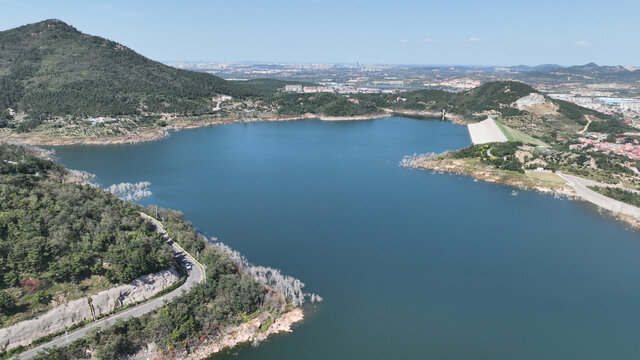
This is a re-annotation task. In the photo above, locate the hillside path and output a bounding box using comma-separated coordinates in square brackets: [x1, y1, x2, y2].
[13, 214, 205, 360]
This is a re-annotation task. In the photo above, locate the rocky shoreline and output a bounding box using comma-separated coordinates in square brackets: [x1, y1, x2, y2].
[402, 154, 572, 194]
[402, 154, 640, 230]
[318, 112, 391, 121]
[183, 307, 304, 360]
[129, 307, 304, 360]
[0, 111, 449, 146]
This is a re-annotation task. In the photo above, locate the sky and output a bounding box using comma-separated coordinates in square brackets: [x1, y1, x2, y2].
[0, 0, 638, 66]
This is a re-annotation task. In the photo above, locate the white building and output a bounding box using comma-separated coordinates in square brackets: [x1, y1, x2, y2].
[285, 85, 303, 92]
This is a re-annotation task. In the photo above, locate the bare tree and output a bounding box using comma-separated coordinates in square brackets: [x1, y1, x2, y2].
[106, 181, 152, 201]
[213, 241, 322, 306]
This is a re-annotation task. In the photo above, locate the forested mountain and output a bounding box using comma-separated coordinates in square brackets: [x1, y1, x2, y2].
[0, 20, 262, 119]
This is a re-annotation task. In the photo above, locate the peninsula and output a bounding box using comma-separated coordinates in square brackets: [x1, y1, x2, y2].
[0, 143, 308, 359]
[398, 81, 640, 229]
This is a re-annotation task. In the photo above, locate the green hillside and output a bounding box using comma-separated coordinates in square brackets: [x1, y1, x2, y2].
[0, 144, 175, 327]
[0, 20, 260, 124]
[269, 80, 631, 141]
[386, 81, 632, 139]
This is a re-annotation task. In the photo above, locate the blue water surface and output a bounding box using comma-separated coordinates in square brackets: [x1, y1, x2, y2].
[53, 117, 640, 360]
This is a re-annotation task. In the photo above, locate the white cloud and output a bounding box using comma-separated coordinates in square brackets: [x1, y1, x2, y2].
[467, 37, 481, 43]
[400, 39, 409, 43]
[575, 40, 590, 47]
[420, 38, 436, 43]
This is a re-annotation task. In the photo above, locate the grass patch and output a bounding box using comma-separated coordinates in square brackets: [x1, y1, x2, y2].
[561, 165, 620, 184]
[258, 311, 282, 333]
[241, 309, 262, 323]
[525, 171, 566, 185]
[450, 158, 567, 191]
[495, 120, 549, 147]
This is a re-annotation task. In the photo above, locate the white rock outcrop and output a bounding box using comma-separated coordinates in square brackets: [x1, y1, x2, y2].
[515, 93, 547, 108]
[0, 267, 179, 350]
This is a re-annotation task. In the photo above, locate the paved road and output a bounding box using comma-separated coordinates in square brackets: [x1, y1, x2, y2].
[14, 213, 205, 360]
[558, 172, 640, 220]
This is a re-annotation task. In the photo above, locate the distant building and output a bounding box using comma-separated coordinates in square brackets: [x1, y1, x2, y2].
[620, 102, 640, 112]
[300, 86, 333, 93]
[285, 85, 303, 92]
[373, 80, 404, 86]
[571, 135, 640, 160]
[86, 117, 118, 125]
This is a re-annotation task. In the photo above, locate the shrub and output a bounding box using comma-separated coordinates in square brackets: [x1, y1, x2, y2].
[0, 291, 16, 315]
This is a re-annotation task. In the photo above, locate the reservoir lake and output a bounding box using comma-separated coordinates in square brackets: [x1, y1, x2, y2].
[53, 117, 640, 359]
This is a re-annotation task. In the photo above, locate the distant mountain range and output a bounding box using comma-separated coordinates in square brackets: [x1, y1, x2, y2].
[507, 62, 640, 82]
[516, 62, 637, 73]
[420, 62, 640, 83]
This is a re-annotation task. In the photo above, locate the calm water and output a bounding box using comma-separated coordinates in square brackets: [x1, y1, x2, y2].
[53, 117, 640, 359]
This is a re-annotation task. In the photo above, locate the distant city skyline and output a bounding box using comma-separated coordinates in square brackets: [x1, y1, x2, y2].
[1, 0, 638, 66]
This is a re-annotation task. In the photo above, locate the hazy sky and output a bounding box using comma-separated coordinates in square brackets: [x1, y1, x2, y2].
[1, 0, 638, 66]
